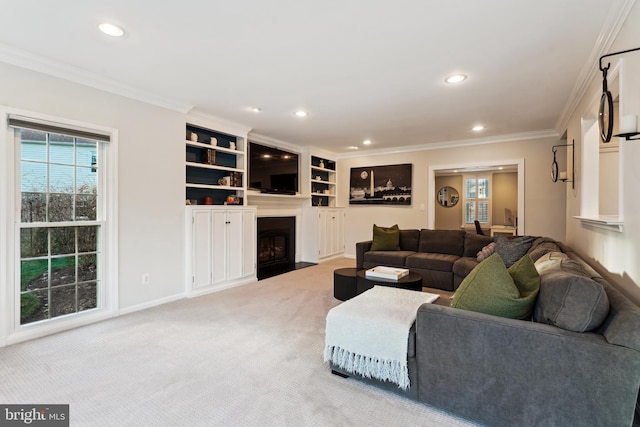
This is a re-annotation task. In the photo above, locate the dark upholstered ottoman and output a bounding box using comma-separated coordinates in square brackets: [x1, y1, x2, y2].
[333, 268, 359, 301]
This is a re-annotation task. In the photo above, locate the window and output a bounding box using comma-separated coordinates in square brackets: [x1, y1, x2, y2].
[464, 176, 490, 224]
[9, 115, 112, 327]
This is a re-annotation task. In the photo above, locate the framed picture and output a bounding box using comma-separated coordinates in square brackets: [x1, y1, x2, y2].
[349, 163, 412, 205]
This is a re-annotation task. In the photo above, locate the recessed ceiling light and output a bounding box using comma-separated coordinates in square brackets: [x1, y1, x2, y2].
[250, 107, 262, 113]
[472, 125, 485, 132]
[363, 139, 372, 145]
[98, 23, 125, 37]
[347, 146, 359, 150]
[445, 74, 467, 84]
[294, 110, 308, 117]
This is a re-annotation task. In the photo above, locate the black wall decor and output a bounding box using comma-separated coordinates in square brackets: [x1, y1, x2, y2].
[349, 163, 412, 205]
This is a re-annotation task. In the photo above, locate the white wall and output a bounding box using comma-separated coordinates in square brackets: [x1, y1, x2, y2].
[338, 137, 567, 258]
[0, 61, 186, 312]
[565, 1, 640, 304]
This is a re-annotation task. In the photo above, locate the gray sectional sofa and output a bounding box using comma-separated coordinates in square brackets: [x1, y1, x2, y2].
[339, 231, 640, 426]
[356, 229, 493, 290]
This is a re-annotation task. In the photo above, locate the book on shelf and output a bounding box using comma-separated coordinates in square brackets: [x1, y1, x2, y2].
[205, 149, 216, 165]
[365, 266, 410, 281]
[230, 171, 242, 187]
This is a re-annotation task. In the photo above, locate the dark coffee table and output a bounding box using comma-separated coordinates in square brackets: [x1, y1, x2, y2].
[356, 269, 423, 294]
[333, 268, 359, 301]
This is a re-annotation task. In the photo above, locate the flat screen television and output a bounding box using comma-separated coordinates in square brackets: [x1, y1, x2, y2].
[248, 142, 299, 194]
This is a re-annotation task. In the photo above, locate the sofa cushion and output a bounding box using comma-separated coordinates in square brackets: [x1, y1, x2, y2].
[452, 257, 479, 278]
[534, 251, 569, 275]
[370, 224, 400, 251]
[406, 252, 459, 272]
[450, 253, 540, 320]
[476, 242, 496, 262]
[528, 237, 562, 262]
[463, 233, 494, 257]
[418, 229, 465, 256]
[494, 235, 535, 267]
[399, 229, 420, 252]
[533, 266, 610, 332]
[363, 251, 415, 268]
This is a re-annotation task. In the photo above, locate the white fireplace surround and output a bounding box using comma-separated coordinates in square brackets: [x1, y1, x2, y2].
[248, 192, 311, 264]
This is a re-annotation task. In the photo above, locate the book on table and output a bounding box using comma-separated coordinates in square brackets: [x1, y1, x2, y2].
[365, 266, 410, 281]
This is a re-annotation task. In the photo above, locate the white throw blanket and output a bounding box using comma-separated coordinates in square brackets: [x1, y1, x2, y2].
[324, 286, 439, 389]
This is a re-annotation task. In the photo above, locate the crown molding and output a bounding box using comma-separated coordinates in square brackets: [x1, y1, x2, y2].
[0, 43, 193, 113]
[186, 109, 252, 137]
[335, 129, 560, 160]
[554, 0, 637, 134]
[247, 132, 302, 153]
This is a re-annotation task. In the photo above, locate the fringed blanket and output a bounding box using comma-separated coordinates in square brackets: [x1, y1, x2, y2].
[324, 286, 439, 389]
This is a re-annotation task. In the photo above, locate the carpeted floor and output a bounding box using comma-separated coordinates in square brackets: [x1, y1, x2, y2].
[0, 258, 478, 426]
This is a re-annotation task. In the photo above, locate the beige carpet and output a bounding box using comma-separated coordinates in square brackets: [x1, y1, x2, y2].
[0, 258, 478, 426]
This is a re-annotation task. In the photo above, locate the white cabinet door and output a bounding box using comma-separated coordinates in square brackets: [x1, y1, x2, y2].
[226, 210, 244, 281]
[332, 210, 345, 255]
[337, 210, 345, 254]
[192, 210, 213, 289]
[322, 209, 344, 256]
[187, 207, 257, 294]
[319, 210, 329, 258]
[211, 210, 228, 284]
[242, 209, 256, 277]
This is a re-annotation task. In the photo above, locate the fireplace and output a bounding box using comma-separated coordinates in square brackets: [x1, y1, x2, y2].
[257, 216, 296, 280]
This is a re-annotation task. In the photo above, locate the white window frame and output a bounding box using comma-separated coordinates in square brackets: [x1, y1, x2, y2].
[462, 174, 492, 225]
[0, 107, 119, 346]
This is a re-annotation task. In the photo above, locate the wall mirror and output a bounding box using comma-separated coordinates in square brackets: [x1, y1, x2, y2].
[437, 186, 459, 207]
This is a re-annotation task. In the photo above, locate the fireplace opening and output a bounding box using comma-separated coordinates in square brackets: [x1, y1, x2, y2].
[257, 217, 296, 280]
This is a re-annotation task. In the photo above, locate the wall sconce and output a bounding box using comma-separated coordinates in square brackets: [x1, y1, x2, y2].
[551, 140, 574, 189]
[599, 46, 640, 142]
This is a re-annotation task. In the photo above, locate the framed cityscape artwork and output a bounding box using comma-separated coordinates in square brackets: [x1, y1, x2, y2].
[349, 163, 412, 205]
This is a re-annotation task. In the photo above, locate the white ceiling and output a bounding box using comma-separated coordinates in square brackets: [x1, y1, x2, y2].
[0, 1, 633, 153]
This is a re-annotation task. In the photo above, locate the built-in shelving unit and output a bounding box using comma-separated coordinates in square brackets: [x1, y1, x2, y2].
[185, 123, 246, 206]
[310, 155, 336, 207]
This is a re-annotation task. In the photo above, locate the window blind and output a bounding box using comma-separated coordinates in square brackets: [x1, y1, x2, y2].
[8, 114, 110, 142]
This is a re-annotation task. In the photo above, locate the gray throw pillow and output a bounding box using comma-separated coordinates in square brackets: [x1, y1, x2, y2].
[494, 235, 534, 267]
[533, 270, 609, 332]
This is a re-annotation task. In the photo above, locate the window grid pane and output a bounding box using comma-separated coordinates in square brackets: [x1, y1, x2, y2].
[464, 177, 490, 223]
[19, 128, 101, 326]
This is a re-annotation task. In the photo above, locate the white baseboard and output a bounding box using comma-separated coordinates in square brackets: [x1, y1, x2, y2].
[118, 292, 185, 316]
[186, 276, 257, 298]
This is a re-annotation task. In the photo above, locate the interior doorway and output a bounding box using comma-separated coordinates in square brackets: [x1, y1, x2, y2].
[428, 159, 525, 235]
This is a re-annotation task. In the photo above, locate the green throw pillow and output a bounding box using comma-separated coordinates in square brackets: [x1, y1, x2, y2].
[508, 254, 541, 319]
[450, 253, 540, 320]
[370, 224, 400, 251]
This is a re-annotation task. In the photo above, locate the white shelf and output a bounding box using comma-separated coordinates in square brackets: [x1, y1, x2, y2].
[311, 178, 335, 185]
[186, 122, 247, 206]
[187, 183, 244, 191]
[185, 161, 243, 173]
[308, 154, 338, 207]
[573, 215, 623, 232]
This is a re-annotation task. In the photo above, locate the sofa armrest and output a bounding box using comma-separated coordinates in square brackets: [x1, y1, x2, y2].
[355, 240, 373, 269]
[415, 304, 640, 427]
